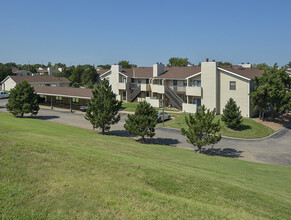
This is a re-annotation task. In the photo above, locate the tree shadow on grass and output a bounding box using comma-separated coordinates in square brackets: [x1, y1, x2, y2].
[26, 115, 60, 120]
[202, 147, 243, 158]
[141, 137, 180, 147]
[106, 130, 133, 138]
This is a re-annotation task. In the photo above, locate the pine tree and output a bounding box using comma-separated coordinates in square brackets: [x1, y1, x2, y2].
[85, 79, 122, 134]
[124, 101, 158, 142]
[6, 81, 39, 117]
[221, 98, 243, 129]
[181, 105, 221, 153]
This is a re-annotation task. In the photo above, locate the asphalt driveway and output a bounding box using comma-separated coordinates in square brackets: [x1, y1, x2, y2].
[1, 99, 290, 166]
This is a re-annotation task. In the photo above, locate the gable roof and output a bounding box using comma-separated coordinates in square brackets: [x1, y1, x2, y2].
[154, 66, 201, 79]
[8, 75, 71, 84]
[219, 66, 264, 80]
[33, 86, 93, 99]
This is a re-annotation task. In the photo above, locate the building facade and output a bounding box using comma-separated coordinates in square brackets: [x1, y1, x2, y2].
[99, 61, 265, 117]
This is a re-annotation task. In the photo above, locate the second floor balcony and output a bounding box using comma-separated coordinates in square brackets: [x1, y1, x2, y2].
[186, 86, 202, 96]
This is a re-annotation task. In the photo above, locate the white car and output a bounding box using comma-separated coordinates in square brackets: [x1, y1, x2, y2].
[80, 104, 88, 112]
[157, 111, 171, 122]
[0, 91, 9, 99]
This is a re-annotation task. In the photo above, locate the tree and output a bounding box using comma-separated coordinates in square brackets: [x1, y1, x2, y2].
[98, 64, 111, 69]
[81, 66, 98, 87]
[168, 57, 190, 67]
[218, 61, 232, 66]
[221, 98, 243, 129]
[181, 105, 221, 153]
[287, 61, 291, 68]
[118, 60, 137, 68]
[85, 79, 122, 134]
[0, 63, 13, 82]
[6, 81, 39, 117]
[253, 63, 270, 70]
[124, 101, 158, 142]
[69, 65, 83, 83]
[250, 64, 291, 119]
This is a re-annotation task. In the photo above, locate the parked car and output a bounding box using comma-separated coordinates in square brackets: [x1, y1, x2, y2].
[80, 104, 88, 112]
[0, 91, 9, 99]
[157, 111, 171, 122]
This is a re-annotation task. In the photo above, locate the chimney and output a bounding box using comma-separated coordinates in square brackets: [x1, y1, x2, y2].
[212, 59, 215, 62]
[111, 64, 122, 74]
[206, 58, 209, 62]
[153, 62, 164, 77]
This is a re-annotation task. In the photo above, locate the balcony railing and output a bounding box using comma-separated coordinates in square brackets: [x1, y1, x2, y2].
[186, 86, 202, 96]
[167, 85, 186, 93]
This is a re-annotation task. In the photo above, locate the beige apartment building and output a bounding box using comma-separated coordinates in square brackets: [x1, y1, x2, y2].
[99, 61, 265, 117]
[1, 75, 71, 91]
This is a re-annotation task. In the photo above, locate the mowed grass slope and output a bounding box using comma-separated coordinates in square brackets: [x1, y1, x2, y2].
[0, 112, 290, 219]
[159, 113, 275, 139]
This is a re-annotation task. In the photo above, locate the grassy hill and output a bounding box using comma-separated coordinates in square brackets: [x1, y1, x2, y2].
[0, 112, 290, 219]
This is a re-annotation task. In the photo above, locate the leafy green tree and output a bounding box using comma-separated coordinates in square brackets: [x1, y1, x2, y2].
[253, 63, 270, 70]
[287, 61, 291, 68]
[0, 63, 13, 82]
[98, 64, 111, 69]
[221, 98, 243, 129]
[250, 64, 291, 119]
[69, 65, 84, 83]
[47, 62, 52, 67]
[181, 105, 221, 153]
[124, 101, 158, 142]
[81, 66, 98, 87]
[218, 61, 232, 66]
[6, 81, 39, 117]
[168, 57, 190, 67]
[85, 79, 122, 134]
[118, 60, 137, 68]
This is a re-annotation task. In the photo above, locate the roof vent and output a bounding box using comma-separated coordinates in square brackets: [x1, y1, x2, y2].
[206, 58, 209, 62]
[212, 59, 215, 62]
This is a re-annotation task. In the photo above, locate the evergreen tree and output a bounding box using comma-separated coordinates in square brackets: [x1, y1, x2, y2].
[85, 79, 122, 134]
[221, 98, 243, 129]
[81, 66, 98, 86]
[181, 105, 221, 153]
[69, 65, 83, 83]
[124, 101, 158, 142]
[6, 81, 39, 117]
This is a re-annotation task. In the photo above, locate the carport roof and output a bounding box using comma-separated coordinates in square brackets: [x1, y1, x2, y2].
[33, 86, 93, 99]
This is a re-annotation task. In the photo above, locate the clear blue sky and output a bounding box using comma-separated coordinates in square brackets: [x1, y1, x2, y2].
[1, 0, 290, 67]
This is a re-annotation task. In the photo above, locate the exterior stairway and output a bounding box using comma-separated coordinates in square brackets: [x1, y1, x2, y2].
[165, 86, 184, 110]
[129, 85, 141, 102]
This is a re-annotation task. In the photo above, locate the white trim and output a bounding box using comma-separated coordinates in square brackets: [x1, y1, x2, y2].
[99, 70, 111, 78]
[35, 92, 91, 100]
[248, 82, 250, 118]
[218, 67, 251, 81]
[1, 76, 12, 84]
[119, 72, 128, 78]
[185, 72, 201, 79]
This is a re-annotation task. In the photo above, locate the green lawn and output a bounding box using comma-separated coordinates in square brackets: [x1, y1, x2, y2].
[0, 112, 290, 219]
[158, 113, 275, 139]
[122, 102, 179, 112]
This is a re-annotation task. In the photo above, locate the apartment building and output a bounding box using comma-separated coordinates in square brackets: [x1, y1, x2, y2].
[99, 61, 265, 117]
[1, 75, 71, 91]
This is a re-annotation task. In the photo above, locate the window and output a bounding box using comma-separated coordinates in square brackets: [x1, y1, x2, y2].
[193, 80, 201, 87]
[122, 91, 126, 100]
[192, 98, 201, 106]
[173, 80, 177, 86]
[72, 98, 79, 104]
[131, 78, 134, 83]
[159, 79, 163, 85]
[230, 81, 236, 90]
[38, 84, 45, 86]
[122, 77, 126, 83]
[146, 79, 149, 84]
[138, 79, 142, 84]
[51, 84, 57, 87]
[146, 92, 150, 97]
[183, 80, 187, 87]
[56, 96, 62, 103]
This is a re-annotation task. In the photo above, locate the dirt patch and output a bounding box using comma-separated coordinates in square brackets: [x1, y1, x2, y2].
[253, 112, 291, 131]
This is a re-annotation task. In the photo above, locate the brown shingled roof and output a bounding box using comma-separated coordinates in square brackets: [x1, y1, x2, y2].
[33, 86, 93, 99]
[154, 66, 201, 79]
[10, 75, 71, 83]
[219, 66, 264, 80]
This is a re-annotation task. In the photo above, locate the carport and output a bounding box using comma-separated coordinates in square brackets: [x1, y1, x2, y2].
[33, 86, 93, 111]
